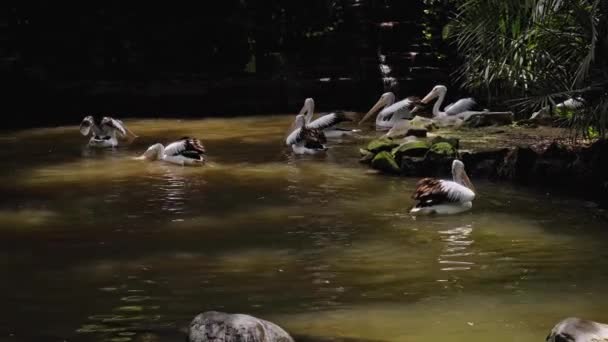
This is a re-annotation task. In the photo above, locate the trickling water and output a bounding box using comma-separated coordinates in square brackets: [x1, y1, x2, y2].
[0, 116, 607, 342]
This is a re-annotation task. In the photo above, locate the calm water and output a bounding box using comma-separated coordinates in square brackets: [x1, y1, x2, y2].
[0, 116, 607, 342]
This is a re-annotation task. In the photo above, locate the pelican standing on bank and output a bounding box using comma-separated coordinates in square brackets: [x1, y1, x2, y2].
[299, 98, 358, 138]
[80, 115, 138, 148]
[414, 85, 477, 119]
[285, 114, 328, 155]
[136, 137, 207, 166]
[410, 159, 476, 215]
[359, 92, 421, 130]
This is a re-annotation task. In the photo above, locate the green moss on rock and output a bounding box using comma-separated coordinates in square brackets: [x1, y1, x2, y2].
[366, 138, 399, 153]
[371, 151, 401, 174]
[431, 136, 460, 149]
[391, 140, 431, 159]
[426, 142, 457, 161]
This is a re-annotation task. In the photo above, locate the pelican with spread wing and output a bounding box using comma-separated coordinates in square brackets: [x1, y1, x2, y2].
[410, 159, 476, 215]
[359, 92, 421, 130]
[80, 116, 138, 148]
[299, 98, 358, 138]
[136, 137, 207, 166]
[285, 114, 328, 155]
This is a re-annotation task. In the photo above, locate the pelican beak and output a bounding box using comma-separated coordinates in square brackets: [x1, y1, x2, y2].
[359, 97, 386, 125]
[420, 89, 438, 105]
[459, 168, 476, 193]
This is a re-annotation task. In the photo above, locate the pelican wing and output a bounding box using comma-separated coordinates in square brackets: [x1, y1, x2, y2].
[445, 98, 476, 116]
[285, 127, 302, 146]
[101, 117, 127, 136]
[80, 116, 95, 136]
[307, 112, 351, 130]
[379, 97, 419, 120]
[413, 178, 475, 206]
[165, 137, 206, 157]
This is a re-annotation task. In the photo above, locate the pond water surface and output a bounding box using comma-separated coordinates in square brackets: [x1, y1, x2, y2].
[0, 116, 607, 342]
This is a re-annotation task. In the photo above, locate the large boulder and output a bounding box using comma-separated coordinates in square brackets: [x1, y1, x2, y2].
[371, 151, 401, 174]
[189, 311, 294, 342]
[547, 317, 608, 342]
[464, 112, 514, 128]
[430, 136, 460, 149]
[391, 140, 430, 160]
[366, 138, 399, 154]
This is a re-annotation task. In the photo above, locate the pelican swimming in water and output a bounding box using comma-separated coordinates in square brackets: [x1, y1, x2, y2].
[298, 98, 358, 138]
[413, 85, 477, 119]
[136, 137, 207, 166]
[359, 92, 421, 130]
[285, 114, 328, 155]
[80, 116, 138, 148]
[410, 159, 476, 215]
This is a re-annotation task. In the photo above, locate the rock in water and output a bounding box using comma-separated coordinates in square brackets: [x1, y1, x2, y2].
[391, 140, 430, 160]
[366, 138, 399, 154]
[371, 151, 401, 174]
[189, 311, 294, 342]
[547, 317, 608, 342]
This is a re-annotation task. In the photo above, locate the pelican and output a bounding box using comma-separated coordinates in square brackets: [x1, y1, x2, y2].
[410, 159, 476, 215]
[359, 92, 421, 130]
[414, 85, 477, 119]
[285, 114, 328, 155]
[299, 98, 358, 138]
[80, 116, 138, 148]
[136, 137, 206, 166]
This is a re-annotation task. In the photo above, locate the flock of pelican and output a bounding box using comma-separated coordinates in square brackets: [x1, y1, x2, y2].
[79, 84, 477, 215]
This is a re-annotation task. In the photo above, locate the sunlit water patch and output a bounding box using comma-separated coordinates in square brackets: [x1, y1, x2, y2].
[0, 116, 606, 341]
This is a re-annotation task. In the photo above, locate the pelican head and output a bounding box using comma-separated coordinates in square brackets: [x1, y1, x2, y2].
[452, 159, 475, 193]
[359, 92, 396, 125]
[298, 98, 315, 122]
[420, 85, 447, 105]
[135, 143, 164, 161]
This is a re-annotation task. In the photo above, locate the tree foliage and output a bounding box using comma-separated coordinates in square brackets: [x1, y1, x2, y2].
[446, 0, 608, 138]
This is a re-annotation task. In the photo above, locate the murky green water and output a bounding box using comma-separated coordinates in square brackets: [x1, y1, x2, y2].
[0, 116, 607, 342]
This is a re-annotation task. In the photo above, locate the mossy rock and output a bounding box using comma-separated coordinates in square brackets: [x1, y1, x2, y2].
[431, 136, 460, 149]
[371, 151, 401, 174]
[426, 142, 457, 161]
[391, 140, 431, 160]
[359, 148, 375, 164]
[366, 138, 399, 153]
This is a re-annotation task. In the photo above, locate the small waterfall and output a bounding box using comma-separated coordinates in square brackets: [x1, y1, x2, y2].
[378, 52, 398, 92]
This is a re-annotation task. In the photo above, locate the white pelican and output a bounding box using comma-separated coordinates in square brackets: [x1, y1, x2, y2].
[359, 92, 421, 130]
[136, 137, 206, 166]
[80, 116, 138, 148]
[298, 98, 358, 138]
[285, 114, 328, 155]
[414, 85, 477, 119]
[410, 159, 476, 215]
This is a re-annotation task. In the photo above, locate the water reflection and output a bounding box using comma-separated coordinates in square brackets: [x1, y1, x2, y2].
[0, 117, 607, 342]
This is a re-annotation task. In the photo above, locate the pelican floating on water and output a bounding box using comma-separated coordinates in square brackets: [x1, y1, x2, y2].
[285, 114, 328, 155]
[136, 137, 206, 166]
[359, 92, 421, 130]
[299, 98, 358, 138]
[410, 159, 476, 215]
[80, 116, 137, 148]
[414, 85, 477, 119]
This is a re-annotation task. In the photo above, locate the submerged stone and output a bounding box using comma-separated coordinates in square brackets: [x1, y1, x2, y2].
[359, 148, 375, 164]
[189, 311, 294, 342]
[371, 151, 401, 174]
[366, 138, 399, 154]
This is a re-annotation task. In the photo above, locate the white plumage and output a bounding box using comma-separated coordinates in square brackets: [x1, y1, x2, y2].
[79, 115, 137, 148]
[410, 159, 476, 215]
[300, 98, 358, 137]
[359, 93, 421, 130]
[136, 137, 206, 166]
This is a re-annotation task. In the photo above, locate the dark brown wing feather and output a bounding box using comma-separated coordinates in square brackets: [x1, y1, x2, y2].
[412, 178, 452, 207]
[180, 136, 206, 154]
